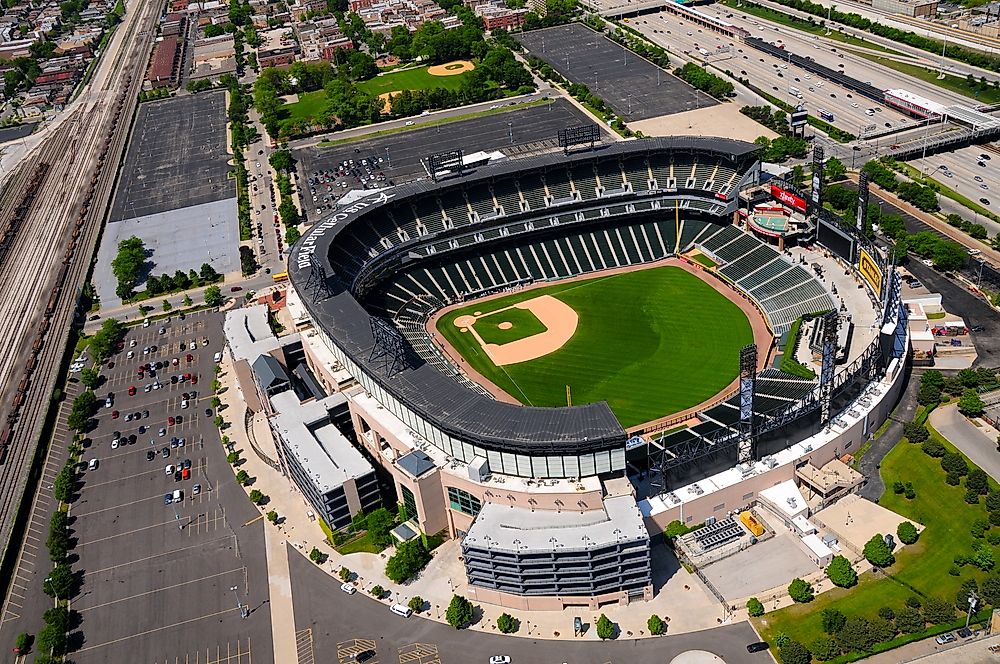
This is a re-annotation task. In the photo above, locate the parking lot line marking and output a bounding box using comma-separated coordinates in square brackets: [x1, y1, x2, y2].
[76, 518, 182, 547]
[77, 566, 245, 613]
[81, 466, 174, 489]
[73, 607, 242, 653]
[88, 534, 236, 574]
[72, 492, 171, 517]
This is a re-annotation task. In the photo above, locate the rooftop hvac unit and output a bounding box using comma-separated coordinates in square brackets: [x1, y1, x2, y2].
[786, 496, 798, 509]
[801, 444, 813, 453]
[764, 456, 778, 469]
[468, 457, 490, 483]
[705, 516, 717, 526]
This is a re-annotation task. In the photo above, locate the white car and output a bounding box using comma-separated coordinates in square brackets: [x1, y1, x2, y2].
[180, 399, 189, 409]
[111, 439, 119, 449]
[489, 657, 511, 664]
[405, 120, 414, 126]
[921, 259, 934, 267]
[165, 464, 175, 475]
[340, 582, 357, 595]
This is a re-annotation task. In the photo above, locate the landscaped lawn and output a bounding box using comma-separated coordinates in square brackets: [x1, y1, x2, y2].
[691, 253, 718, 268]
[336, 531, 385, 555]
[845, 50, 1000, 104]
[437, 266, 753, 427]
[278, 89, 327, 130]
[754, 421, 1000, 652]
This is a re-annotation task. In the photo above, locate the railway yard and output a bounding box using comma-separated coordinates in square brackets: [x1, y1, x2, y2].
[0, 0, 160, 574]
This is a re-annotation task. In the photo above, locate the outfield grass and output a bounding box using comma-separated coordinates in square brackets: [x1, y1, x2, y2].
[356, 65, 470, 96]
[436, 266, 753, 427]
[472, 307, 548, 345]
[691, 254, 717, 268]
[755, 422, 1000, 652]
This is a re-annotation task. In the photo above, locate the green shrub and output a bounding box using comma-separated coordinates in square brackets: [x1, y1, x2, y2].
[788, 577, 814, 603]
[897, 521, 919, 544]
[747, 597, 765, 617]
[647, 613, 666, 635]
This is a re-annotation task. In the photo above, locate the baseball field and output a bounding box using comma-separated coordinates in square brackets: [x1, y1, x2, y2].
[434, 265, 754, 428]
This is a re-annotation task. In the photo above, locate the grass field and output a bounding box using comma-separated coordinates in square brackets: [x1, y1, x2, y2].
[356, 65, 470, 96]
[754, 421, 1000, 653]
[473, 307, 548, 345]
[436, 266, 753, 427]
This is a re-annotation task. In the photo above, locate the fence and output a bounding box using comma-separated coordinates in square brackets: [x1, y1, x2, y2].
[244, 407, 282, 473]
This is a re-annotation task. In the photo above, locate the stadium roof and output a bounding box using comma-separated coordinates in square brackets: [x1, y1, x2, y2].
[289, 137, 758, 455]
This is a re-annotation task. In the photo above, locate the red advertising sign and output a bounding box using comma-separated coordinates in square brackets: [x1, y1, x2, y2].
[770, 184, 807, 213]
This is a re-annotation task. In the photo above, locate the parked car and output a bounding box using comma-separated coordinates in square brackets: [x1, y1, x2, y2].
[746, 642, 769, 653]
[935, 633, 956, 645]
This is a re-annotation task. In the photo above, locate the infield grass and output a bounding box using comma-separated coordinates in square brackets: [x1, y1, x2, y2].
[436, 266, 753, 427]
[473, 307, 548, 345]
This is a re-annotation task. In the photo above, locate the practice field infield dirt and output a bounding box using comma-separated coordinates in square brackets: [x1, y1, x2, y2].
[430, 259, 772, 428]
[427, 60, 475, 76]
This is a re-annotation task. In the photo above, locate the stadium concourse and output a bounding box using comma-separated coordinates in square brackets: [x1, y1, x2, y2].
[226, 135, 908, 616]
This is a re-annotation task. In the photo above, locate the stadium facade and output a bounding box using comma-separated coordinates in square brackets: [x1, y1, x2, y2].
[280, 137, 909, 610]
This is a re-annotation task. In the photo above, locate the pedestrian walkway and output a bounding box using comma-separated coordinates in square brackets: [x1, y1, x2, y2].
[215, 353, 739, 642]
[264, 525, 297, 664]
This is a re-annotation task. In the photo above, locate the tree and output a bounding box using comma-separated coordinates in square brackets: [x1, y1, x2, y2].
[14, 632, 31, 655]
[162, 299, 172, 312]
[36, 623, 66, 657]
[385, 539, 432, 583]
[205, 285, 224, 307]
[646, 613, 665, 635]
[236, 470, 250, 486]
[974, 545, 995, 571]
[214, 415, 225, 428]
[89, 319, 125, 360]
[903, 420, 929, 443]
[821, 608, 847, 634]
[111, 236, 146, 299]
[989, 491, 1000, 512]
[80, 366, 99, 389]
[497, 612, 519, 633]
[779, 639, 811, 664]
[897, 521, 919, 545]
[409, 596, 425, 613]
[922, 439, 946, 457]
[824, 157, 847, 183]
[43, 563, 73, 599]
[240, 246, 259, 276]
[864, 534, 895, 568]
[365, 507, 396, 548]
[918, 383, 942, 406]
[371, 584, 385, 598]
[269, 148, 294, 173]
[200, 263, 219, 282]
[895, 606, 925, 633]
[183, 294, 193, 307]
[810, 636, 840, 661]
[445, 594, 473, 628]
[595, 613, 616, 640]
[67, 389, 97, 431]
[788, 577, 814, 603]
[267, 510, 278, 523]
[942, 451, 969, 477]
[826, 555, 858, 588]
[923, 596, 956, 624]
[308, 546, 325, 563]
[249, 489, 265, 504]
[53, 463, 77, 503]
[836, 616, 876, 653]
[227, 452, 240, 465]
[968, 468, 990, 495]
[747, 597, 765, 617]
[959, 389, 986, 418]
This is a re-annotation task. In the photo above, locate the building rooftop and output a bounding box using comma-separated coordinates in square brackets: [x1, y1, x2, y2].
[463, 494, 648, 554]
[270, 390, 373, 493]
[224, 305, 296, 362]
[396, 450, 435, 478]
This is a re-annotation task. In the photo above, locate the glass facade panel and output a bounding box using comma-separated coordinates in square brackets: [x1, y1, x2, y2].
[447, 487, 482, 516]
[401, 485, 418, 521]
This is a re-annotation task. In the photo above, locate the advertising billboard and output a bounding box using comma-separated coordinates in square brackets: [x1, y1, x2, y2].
[770, 184, 807, 213]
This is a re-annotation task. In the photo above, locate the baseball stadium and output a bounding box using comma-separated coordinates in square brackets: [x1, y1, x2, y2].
[286, 136, 910, 610]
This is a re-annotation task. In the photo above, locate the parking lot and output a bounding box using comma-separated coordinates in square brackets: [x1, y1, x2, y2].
[293, 99, 605, 223]
[625, 6, 950, 134]
[68, 310, 272, 663]
[516, 23, 708, 121]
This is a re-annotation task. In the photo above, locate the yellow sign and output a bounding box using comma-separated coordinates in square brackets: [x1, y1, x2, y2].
[858, 249, 883, 294]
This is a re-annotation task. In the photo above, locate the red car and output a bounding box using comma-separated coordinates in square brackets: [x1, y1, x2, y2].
[111, 410, 120, 419]
[168, 416, 176, 426]
[191, 375, 198, 385]
[183, 373, 191, 381]
[181, 468, 190, 480]
[186, 354, 193, 363]
[128, 386, 136, 396]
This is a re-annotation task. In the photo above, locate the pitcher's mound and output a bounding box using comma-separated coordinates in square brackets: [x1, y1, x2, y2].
[498, 322, 513, 330]
[427, 60, 475, 76]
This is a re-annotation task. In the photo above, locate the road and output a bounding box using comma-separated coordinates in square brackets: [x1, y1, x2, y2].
[288, 547, 769, 664]
[930, 404, 1000, 483]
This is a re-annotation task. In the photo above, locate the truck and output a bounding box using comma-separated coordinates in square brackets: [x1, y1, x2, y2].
[818, 109, 835, 122]
[788, 86, 802, 99]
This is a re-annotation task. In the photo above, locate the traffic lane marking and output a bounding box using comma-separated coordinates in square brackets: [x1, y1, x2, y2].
[76, 566, 246, 613]
[72, 607, 243, 653]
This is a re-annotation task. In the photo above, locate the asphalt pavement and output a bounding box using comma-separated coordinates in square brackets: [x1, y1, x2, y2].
[289, 546, 769, 664]
[58, 310, 272, 663]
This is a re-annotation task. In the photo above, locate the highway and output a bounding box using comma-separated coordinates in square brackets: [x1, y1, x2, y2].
[0, 0, 161, 574]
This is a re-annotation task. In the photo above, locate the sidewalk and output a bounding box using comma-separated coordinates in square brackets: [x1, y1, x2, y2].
[214, 352, 742, 643]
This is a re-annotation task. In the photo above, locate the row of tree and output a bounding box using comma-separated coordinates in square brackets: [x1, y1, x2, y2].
[862, 159, 939, 213]
[145, 264, 220, 297]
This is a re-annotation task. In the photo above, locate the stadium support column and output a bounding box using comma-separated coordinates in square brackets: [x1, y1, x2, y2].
[819, 311, 839, 427]
[737, 344, 757, 464]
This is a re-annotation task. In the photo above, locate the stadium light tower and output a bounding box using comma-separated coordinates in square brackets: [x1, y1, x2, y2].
[737, 344, 757, 464]
[819, 312, 839, 427]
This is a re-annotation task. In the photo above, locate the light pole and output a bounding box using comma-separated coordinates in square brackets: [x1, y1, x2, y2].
[231, 585, 249, 619]
[507, 122, 513, 144]
[965, 589, 979, 630]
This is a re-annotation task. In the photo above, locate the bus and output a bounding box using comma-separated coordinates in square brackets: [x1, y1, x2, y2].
[818, 109, 835, 122]
[272, 271, 288, 283]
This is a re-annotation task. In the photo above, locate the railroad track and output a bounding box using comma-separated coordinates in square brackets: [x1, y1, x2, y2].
[0, 0, 160, 558]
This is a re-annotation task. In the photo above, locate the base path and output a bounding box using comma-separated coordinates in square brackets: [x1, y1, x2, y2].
[453, 295, 579, 366]
[428, 256, 775, 423]
[427, 60, 475, 76]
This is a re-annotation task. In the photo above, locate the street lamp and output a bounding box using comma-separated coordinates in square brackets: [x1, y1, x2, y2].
[231, 585, 249, 619]
[508, 122, 513, 145]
